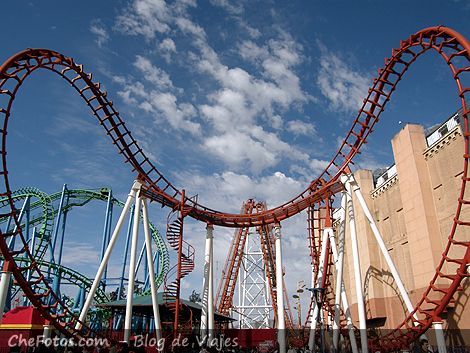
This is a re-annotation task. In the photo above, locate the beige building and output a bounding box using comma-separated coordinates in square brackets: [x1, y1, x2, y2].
[339, 110, 469, 345]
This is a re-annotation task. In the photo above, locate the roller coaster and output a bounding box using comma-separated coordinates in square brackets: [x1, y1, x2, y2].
[0, 186, 169, 331]
[0, 25, 468, 352]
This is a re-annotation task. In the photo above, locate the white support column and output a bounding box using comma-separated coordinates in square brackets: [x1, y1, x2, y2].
[433, 321, 447, 353]
[264, 248, 272, 328]
[201, 223, 214, 344]
[0, 261, 12, 320]
[341, 174, 368, 353]
[333, 193, 347, 353]
[309, 297, 320, 348]
[348, 175, 417, 320]
[200, 225, 210, 338]
[328, 228, 358, 353]
[238, 266, 242, 328]
[141, 198, 162, 343]
[75, 182, 139, 330]
[274, 224, 286, 353]
[308, 227, 330, 352]
[340, 284, 359, 353]
[43, 324, 53, 339]
[208, 224, 214, 343]
[307, 262, 315, 333]
[124, 188, 143, 343]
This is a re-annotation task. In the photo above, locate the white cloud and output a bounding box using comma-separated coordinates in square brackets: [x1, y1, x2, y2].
[309, 158, 330, 175]
[133, 55, 174, 89]
[117, 84, 201, 135]
[238, 40, 269, 64]
[90, 19, 109, 48]
[145, 91, 201, 135]
[209, 0, 244, 15]
[159, 38, 177, 62]
[287, 119, 317, 136]
[201, 122, 311, 173]
[115, 0, 171, 39]
[268, 34, 302, 66]
[159, 38, 176, 52]
[289, 158, 330, 180]
[203, 132, 277, 173]
[114, 0, 320, 174]
[190, 29, 311, 117]
[192, 33, 314, 171]
[269, 115, 283, 130]
[61, 241, 101, 267]
[176, 170, 306, 213]
[208, 0, 262, 39]
[115, 54, 201, 136]
[172, 0, 197, 14]
[354, 150, 387, 172]
[317, 43, 370, 114]
[244, 24, 261, 39]
[118, 89, 138, 106]
[175, 17, 206, 40]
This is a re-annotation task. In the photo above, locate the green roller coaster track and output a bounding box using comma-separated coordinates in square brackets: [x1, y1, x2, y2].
[0, 186, 170, 305]
[0, 187, 54, 262]
[13, 257, 109, 305]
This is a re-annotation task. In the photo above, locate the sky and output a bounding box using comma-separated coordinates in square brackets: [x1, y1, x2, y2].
[1, 0, 469, 323]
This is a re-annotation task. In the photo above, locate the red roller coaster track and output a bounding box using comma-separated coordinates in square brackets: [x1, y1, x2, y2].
[0, 26, 468, 350]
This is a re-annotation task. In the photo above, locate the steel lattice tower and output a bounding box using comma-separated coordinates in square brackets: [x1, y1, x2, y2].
[236, 230, 272, 329]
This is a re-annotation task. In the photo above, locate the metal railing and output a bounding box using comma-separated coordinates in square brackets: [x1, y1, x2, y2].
[375, 164, 398, 189]
[426, 113, 460, 147]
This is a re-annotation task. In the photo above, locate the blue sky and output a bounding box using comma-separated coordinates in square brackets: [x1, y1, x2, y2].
[2, 0, 469, 320]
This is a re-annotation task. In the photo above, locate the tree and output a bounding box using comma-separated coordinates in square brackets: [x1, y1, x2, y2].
[189, 290, 201, 303]
[108, 288, 119, 301]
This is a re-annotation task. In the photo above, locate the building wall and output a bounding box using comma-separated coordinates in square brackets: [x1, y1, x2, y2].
[341, 120, 469, 341]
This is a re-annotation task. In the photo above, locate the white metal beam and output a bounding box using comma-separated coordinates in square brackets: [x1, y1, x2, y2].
[274, 225, 286, 353]
[341, 174, 368, 353]
[75, 181, 139, 330]
[141, 198, 162, 342]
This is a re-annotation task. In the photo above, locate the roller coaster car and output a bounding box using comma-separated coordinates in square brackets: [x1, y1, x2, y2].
[99, 187, 110, 196]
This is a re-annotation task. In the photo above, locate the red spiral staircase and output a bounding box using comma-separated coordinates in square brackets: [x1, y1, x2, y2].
[163, 192, 195, 334]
